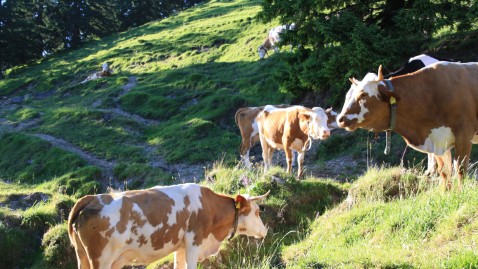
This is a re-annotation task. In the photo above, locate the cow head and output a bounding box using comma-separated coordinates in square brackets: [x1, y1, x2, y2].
[337, 65, 401, 132]
[299, 107, 331, 140]
[258, 45, 268, 59]
[235, 191, 270, 238]
[325, 108, 339, 130]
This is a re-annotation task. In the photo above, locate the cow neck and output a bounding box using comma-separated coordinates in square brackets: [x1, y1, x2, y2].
[259, 45, 270, 57]
[228, 198, 240, 241]
[383, 79, 397, 155]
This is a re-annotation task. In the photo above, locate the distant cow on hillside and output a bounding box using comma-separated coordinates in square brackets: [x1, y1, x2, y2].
[257, 23, 296, 59]
[68, 183, 269, 269]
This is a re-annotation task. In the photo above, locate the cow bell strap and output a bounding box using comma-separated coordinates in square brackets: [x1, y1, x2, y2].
[383, 79, 397, 155]
[229, 199, 240, 241]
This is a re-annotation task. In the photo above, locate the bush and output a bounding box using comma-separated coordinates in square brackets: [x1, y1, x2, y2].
[42, 223, 76, 269]
[0, 221, 37, 268]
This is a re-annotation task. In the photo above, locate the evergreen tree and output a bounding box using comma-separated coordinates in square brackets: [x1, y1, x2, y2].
[258, 0, 478, 106]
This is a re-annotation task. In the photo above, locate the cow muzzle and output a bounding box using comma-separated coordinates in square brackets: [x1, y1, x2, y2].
[255, 225, 268, 239]
[311, 129, 330, 140]
[337, 114, 357, 131]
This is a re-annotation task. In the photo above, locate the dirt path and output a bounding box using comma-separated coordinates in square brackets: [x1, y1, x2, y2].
[1, 76, 205, 187]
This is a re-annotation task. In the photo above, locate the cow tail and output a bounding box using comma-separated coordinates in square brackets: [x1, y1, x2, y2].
[235, 108, 246, 154]
[68, 195, 95, 242]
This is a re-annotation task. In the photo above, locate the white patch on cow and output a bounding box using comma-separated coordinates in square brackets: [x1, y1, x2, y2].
[471, 135, 478, 144]
[191, 232, 223, 261]
[157, 184, 203, 226]
[409, 54, 439, 66]
[310, 107, 330, 139]
[100, 194, 125, 230]
[344, 100, 369, 123]
[413, 127, 455, 156]
[237, 201, 267, 238]
[251, 120, 259, 138]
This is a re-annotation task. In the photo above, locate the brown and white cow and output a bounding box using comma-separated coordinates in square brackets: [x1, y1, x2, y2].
[257, 23, 296, 59]
[68, 183, 269, 269]
[337, 62, 478, 189]
[235, 105, 338, 168]
[257, 105, 331, 178]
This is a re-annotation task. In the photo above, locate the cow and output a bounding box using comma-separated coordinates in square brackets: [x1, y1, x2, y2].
[235, 105, 338, 168]
[256, 105, 331, 178]
[81, 62, 113, 84]
[68, 183, 270, 269]
[257, 23, 296, 59]
[337, 62, 478, 190]
[384, 54, 455, 175]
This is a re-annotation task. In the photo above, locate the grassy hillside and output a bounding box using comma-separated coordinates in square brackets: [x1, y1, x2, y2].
[1, 0, 478, 268]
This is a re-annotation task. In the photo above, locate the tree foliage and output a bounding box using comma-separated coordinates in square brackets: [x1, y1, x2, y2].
[0, 0, 204, 76]
[258, 0, 478, 106]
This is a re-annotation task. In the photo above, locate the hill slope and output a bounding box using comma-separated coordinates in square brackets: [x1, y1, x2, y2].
[2, 0, 478, 268]
[0, 0, 291, 188]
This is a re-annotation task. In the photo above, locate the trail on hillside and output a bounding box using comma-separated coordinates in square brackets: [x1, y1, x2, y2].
[0, 77, 205, 188]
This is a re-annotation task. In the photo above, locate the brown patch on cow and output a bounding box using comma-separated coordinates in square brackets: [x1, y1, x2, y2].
[235, 105, 291, 157]
[75, 197, 115, 268]
[186, 188, 238, 246]
[117, 198, 132, 234]
[239, 228, 247, 232]
[137, 234, 148, 247]
[100, 194, 113, 205]
[150, 194, 190, 250]
[131, 189, 175, 227]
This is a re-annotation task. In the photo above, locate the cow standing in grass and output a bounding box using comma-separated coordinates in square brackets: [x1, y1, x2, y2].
[235, 105, 338, 169]
[68, 183, 269, 269]
[337, 62, 478, 189]
[257, 105, 330, 178]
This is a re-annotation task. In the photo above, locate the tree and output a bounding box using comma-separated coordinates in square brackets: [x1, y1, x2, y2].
[258, 0, 478, 107]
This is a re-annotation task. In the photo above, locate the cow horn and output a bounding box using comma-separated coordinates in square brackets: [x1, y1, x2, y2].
[376, 65, 384, 81]
[349, 77, 359, 86]
[249, 190, 270, 202]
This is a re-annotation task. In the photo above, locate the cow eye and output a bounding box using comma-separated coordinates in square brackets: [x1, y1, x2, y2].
[356, 92, 367, 100]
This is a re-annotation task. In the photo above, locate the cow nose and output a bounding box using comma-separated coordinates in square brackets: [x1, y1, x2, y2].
[337, 115, 346, 127]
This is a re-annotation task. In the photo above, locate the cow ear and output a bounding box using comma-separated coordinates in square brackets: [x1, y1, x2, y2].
[377, 84, 401, 103]
[235, 195, 248, 211]
[375, 65, 384, 81]
[298, 113, 311, 121]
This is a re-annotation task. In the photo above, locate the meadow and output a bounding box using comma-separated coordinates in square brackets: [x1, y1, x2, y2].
[1, 0, 478, 268]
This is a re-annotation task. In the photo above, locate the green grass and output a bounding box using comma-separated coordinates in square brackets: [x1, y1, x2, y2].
[1, 0, 478, 268]
[283, 169, 478, 268]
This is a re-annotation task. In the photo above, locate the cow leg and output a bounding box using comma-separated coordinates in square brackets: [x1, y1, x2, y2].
[454, 141, 472, 190]
[297, 151, 305, 179]
[259, 135, 269, 172]
[284, 147, 293, 174]
[72, 234, 90, 269]
[424, 153, 437, 176]
[185, 245, 200, 269]
[240, 134, 254, 168]
[174, 248, 187, 269]
[267, 147, 275, 169]
[241, 150, 252, 169]
[436, 150, 453, 190]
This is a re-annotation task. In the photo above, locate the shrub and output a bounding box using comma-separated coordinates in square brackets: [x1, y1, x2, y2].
[42, 223, 76, 269]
